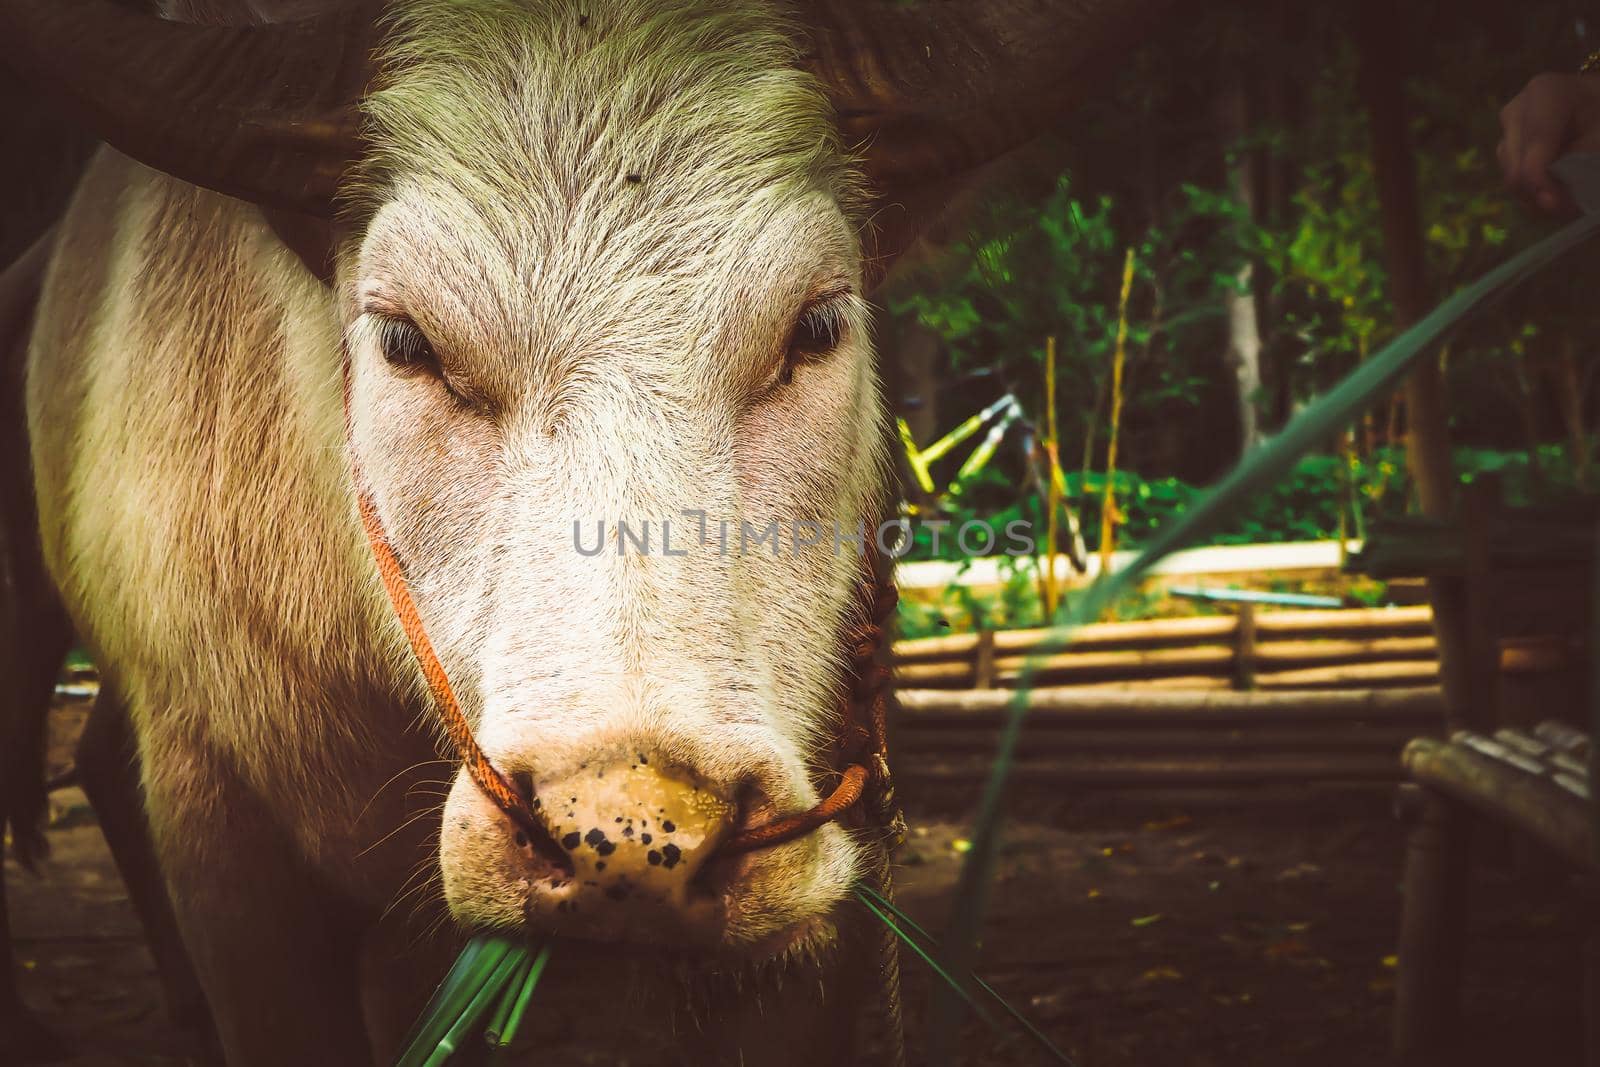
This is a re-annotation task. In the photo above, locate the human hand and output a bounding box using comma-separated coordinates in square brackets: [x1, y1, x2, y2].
[1498, 72, 1600, 213]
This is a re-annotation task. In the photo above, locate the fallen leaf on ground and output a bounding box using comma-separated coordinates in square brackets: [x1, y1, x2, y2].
[1274, 862, 1324, 881]
[1265, 938, 1310, 960]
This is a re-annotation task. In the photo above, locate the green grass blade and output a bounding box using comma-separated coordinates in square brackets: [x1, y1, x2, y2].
[925, 211, 1600, 1066]
[494, 942, 553, 1048]
[855, 890, 995, 1029]
[482, 953, 533, 1047]
[408, 936, 487, 1040]
[395, 936, 505, 1067]
[857, 886, 1076, 1066]
[419, 948, 525, 1067]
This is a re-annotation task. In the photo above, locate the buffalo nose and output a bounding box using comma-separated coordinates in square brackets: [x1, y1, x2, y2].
[535, 758, 736, 917]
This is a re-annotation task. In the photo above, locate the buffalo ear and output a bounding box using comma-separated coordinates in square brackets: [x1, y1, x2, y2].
[801, 0, 1174, 281]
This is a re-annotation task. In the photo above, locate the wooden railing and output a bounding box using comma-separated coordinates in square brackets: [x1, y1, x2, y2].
[894, 605, 1439, 690]
[890, 685, 1447, 787]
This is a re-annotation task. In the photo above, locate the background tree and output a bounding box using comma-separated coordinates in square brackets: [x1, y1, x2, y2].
[882, 0, 1600, 562]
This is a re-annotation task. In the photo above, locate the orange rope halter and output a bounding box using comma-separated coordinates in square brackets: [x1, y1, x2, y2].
[345, 362, 902, 857]
[723, 570, 904, 854]
[354, 489, 534, 833]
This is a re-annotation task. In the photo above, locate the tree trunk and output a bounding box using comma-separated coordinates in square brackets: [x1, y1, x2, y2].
[1354, 11, 1476, 1058]
[1259, 0, 1305, 432]
[1217, 73, 1264, 453]
[1354, 2, 1453, 515]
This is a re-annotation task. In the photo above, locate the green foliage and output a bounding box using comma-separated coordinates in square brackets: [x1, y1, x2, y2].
[1258, 40, 1521, 393]
[886, 2, 1597, 509]
[898, 442, 1593, 566]
[890, 177, 1240, 485]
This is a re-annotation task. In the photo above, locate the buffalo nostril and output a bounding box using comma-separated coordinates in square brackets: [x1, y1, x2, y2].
[510, 769, 535, 804]
[497, 772, 573, 874]
[687, 781, 771, 896]
[519, 820, 575, 876]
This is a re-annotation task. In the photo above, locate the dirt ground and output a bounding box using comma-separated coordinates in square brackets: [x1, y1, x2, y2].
[7, 699, 1588, 1066]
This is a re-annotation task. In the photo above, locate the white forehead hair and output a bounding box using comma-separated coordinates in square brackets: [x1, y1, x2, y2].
[354, 0, 863, 250]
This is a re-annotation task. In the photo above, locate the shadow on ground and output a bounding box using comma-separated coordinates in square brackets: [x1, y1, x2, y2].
[8, 699, 1585, 1065]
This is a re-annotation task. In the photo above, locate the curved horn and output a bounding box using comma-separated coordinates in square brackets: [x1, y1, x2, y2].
[0, 0, 377, 217]
[804, 0, 1174, 190]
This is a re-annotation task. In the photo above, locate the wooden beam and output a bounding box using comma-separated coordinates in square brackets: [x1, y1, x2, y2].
[896, 685, 1447, 725]
[897, 726, 1425, 755]
[1403, 737, 1591, 867]
[898, 757, 1401, 787]
[892, 605, 1435, 663]
[1251, 660, 1439, 691]
[1234, 602, 1258, 691]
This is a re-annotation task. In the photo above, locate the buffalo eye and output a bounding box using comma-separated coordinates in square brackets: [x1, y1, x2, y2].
[775, 294, 849, 388]
[373, 316, 480, 409]
[376, 316, 440, 374]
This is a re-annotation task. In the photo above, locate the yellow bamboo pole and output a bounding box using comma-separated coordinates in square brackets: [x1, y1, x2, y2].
[1043, 335, 1060, 622]
[1098, 248, 1136, 584]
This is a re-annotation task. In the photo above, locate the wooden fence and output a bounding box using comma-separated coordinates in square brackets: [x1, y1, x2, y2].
[894, 605, 1439, 691]
[890, 606, 1448, 788]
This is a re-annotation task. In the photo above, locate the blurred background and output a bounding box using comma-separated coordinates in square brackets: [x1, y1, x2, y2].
[857, 0, 1600, 634]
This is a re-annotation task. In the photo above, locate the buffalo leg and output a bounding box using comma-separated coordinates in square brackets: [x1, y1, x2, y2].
[1393, 787, 1471, 1065]
[1, 860, 68, 1062]
[143, 742, 373, 1067]
[0, 561, 72, 1062]
[75, 692, 219, 1061]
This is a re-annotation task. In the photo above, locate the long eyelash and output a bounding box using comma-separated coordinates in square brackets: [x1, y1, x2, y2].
[375, 316, 435, 367]
[771, 292, 855, 391]
[363, 314, 484, 412]
[796, 300, 847, 351]
[793, 292, 857, 355]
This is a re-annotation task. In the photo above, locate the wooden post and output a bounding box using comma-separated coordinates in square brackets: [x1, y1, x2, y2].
[1456, 478, 1501, 734]
[973, 628, 997, 690]
[1, 837, 31, 1037]
[1355, 16, 1480, 1062]
[1393, 785, 1472, 1064]
[1582, 875, 1600, 1067]
[1233, 602, 1257, 691]
[1590, 521, 1600, 868]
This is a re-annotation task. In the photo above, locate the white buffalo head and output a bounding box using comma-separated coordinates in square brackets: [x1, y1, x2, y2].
[4, 0, 1165, 955]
